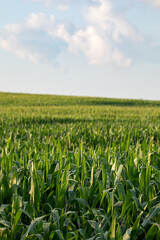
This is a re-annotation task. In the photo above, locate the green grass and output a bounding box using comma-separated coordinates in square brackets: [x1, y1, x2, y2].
[0, 92, 160, 239]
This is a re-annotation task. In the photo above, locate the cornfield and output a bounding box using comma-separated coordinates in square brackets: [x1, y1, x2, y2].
[0, 92, 160, 239]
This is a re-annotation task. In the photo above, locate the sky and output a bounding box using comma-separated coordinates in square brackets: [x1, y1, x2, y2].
[0, 0, 160, 100]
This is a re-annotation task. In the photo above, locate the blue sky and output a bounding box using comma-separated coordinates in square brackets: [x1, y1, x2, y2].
[0, 0, 160, 100]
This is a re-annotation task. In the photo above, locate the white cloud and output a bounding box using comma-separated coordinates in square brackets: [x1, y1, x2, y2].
[25, 13, 54, 29]
[67, 26, 132, 67]
[65, 0, 142, 67]
[86, 0, 142, 42]
[0, 0, 143, 68]
[0, 13, 66, 67]
[71, 0, 142, 67]
[0, 36, 40, 63]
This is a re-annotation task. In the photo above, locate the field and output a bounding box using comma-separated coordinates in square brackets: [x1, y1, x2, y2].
[0, 92, 160, 239]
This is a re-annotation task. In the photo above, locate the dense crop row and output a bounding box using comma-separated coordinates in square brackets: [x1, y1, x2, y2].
[0, 93, 160, 239]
